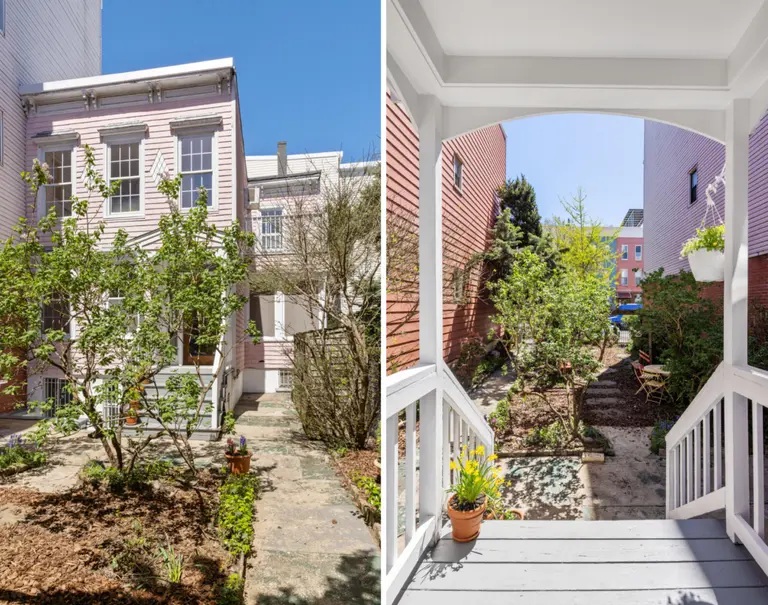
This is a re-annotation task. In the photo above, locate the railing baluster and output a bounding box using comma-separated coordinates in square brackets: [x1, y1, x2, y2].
[442, 402, 450, 490]
[680, 440, 687, 506]
[385, 414, 399, 570]
[715, 399, 723, 489]
[704, 410, 711, 495]
[686, 433, 694, 503]
[453, 415, 461, 485]
[405, 402, 416, 545]
[462, 420, 469, 454]
[753, 401, 765, 539]
[694, 421, 701, 500]
[674, 444, 681, 509]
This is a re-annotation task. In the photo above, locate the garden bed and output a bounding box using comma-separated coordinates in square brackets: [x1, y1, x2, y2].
[0, 468, 256, 604]
[333, 448, 380, 543]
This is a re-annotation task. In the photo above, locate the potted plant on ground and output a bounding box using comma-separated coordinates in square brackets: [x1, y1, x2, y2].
[446, 444, 504, 542]
[225, 436, 252, 475]
[680, 224, 725, 282]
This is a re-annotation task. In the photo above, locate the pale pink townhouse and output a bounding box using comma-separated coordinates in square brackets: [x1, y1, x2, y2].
[9, 54, 375, 430]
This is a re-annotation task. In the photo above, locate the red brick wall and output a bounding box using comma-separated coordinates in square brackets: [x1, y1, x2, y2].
[386, 96, 507, 372]
[0, 351, 27, 413]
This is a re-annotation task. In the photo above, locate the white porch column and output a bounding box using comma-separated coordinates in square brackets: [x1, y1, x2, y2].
[724, 98, 750, 542]
[417, 95, 444, 538]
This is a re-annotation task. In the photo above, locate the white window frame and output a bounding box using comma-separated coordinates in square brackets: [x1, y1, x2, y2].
[104, 135, 145, 219]
[278, 369, 293, 390]
[37, 144, 77, 221]
[175, 130, 218, 211]
[635, 269, 644, 285]
[620, 269, 629, 287]
[621, 244, 628, 260]
[107, 289, 141, 332]
[41, 296, 72, 339]
[259, 207, 284, 253]
[635, 244, 642, 261]
[453, 153, 463, 191]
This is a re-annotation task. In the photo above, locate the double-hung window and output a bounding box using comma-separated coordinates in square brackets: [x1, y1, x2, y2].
[44, 150, 73, 218]
[107, 142, 141, 215]
[620, 269, 629, 287]
[260, 208, 284, 252]
[635, 244, 642, 260]
[42, 295, 70, 336]
[108, 289, 139, 331]
[180, 134, 213, 209]
[621, 244, 628, 260]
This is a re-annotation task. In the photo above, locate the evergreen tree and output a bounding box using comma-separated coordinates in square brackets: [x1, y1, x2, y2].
[496, 174, 542, 247]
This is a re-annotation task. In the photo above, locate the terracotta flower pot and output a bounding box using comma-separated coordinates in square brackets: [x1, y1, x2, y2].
[125, 399, 141, 426]
[225, 452, 252, 475]
[447, 494, 486, 542]
[484, 508, 525, 521]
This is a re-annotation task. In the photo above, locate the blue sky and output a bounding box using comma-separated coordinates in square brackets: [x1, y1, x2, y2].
[102, 0, 380, 161]
[503, 114, 644, 226]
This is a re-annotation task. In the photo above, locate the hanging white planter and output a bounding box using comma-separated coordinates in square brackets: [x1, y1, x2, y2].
[686, 248, 725, 282]
[680, 167, 726, 283]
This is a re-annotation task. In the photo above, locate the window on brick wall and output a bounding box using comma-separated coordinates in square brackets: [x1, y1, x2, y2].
[453, 154, 463, 191]
[635, 244, 642, 260]
[621, 244, 628, 260]
[690, 168, 698, 204]
[620, 269, 628, 287]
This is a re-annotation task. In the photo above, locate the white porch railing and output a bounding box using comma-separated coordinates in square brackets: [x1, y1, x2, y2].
[383, 360, 494, 604]
[666, 361, 768, 577]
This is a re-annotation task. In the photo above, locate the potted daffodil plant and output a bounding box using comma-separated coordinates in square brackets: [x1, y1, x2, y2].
[680, 224, 725, 282]
[447, 445, 507, 542]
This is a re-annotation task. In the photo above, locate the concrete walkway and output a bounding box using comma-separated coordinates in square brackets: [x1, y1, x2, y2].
[236, 393, 379, 605]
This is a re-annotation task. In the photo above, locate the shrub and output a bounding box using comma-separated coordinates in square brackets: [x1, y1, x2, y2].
[524, 421, 569, 449]
[80, 458, 175, 492]
[218, 573, 245, 605]
[352, 473, 381, 514]
[0, 434, 47, 471]
[650, 419, 676, 455]
[629, 269, 722, 405]
[453, 337, 489, 388]
[218, 474, 259, 556]
[488, 397, 510, 435]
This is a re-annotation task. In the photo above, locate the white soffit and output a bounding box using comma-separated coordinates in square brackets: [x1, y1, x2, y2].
[419, 0, 765, 59]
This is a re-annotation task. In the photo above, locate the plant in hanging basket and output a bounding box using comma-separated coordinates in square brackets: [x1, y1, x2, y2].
[224, 436, 252, 475]
[446, 444, 506, 542]
[680, 224, 725, 282]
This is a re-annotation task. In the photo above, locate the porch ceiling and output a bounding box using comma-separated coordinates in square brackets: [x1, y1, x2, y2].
[420, 0, 763, 59]
[388, 0, 768, 141]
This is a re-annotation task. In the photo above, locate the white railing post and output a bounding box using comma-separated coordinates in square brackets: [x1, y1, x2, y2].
[416, 95, 444, 539]
[724, 98, 751, 542]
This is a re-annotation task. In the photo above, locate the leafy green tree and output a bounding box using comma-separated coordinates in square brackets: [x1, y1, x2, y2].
[496, 175, 542, 247]
[0, 146, 257, 472]
[490, 249, 612, 441]
[552, 188, 616, 279]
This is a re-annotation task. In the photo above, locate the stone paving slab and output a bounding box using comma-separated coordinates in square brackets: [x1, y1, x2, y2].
[585, 387, 622, 396]
[238, 393, 379, 604]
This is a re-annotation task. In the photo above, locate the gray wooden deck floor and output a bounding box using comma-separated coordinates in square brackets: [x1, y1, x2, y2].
[397, 519, 768, 604]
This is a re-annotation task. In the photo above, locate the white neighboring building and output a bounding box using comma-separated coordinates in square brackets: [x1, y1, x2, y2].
[243, 142, 377, 393]
[0, 0, 102, 241]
